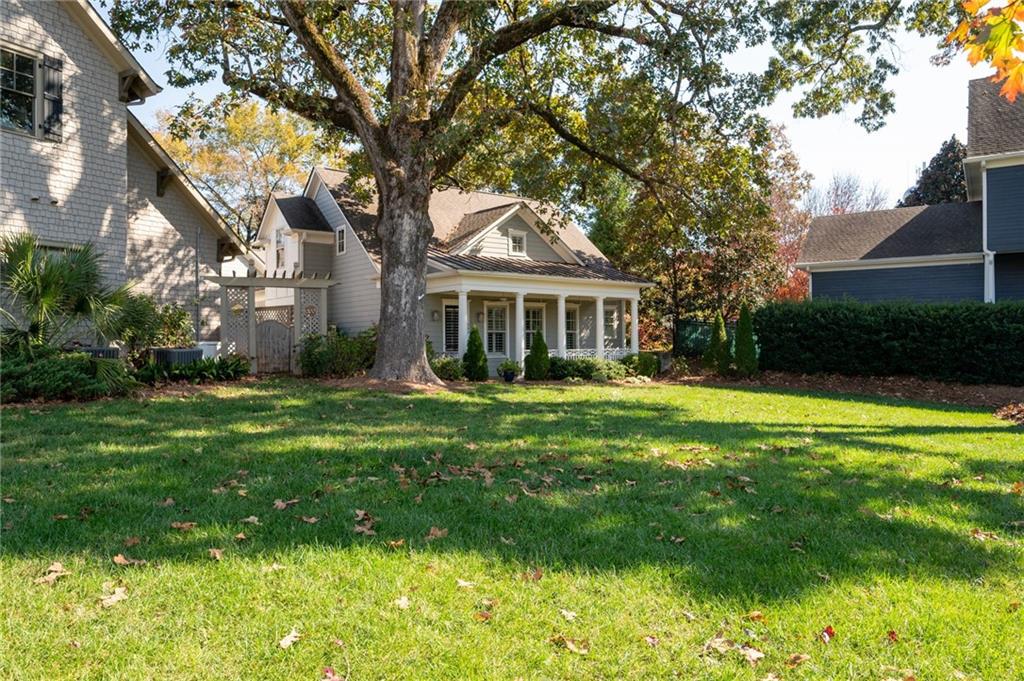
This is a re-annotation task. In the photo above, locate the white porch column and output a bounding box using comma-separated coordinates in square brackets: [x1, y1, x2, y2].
[630, 297, 640, 354]
[457, 289, 469, 355]
[594, 296, 605, 359]
[515, 292, 526, 363]
[556, 294, 567, 358]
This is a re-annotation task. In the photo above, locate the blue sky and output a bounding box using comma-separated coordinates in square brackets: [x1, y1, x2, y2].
[126, 28, 991, 204]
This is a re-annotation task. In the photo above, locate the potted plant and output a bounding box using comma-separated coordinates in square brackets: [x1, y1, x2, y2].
[149, 303, 202, 367]
[497, 359, 520, 383]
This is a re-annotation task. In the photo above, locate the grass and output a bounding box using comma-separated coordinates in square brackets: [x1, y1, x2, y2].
[1, 379, 1022, 680]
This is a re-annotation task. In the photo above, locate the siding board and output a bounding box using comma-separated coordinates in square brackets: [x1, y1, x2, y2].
[987, 165, 1024, 252]
[811, 264, 984, 303]
[995, 253, 1024, 300]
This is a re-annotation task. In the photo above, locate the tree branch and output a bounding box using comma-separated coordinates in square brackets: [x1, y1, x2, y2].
[420, 0, 477, 86]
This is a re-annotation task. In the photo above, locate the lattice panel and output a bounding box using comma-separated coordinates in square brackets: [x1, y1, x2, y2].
[224, 286, 250, 356]
[299, 289, 321, 336]
[255, 306, 293, 327]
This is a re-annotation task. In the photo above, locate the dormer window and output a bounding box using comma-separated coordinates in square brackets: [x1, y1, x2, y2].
[508, 230, 526, 256]
[275, 230, 285, 270]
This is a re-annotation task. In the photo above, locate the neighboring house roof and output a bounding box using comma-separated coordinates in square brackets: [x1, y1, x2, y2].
[313, 167, 630, 283]
[967, 77, 1024, 157]
[63, 0, 161, 101]
[274, 196, 333, 232]
[799, 202, 982, 265]
[428, 249, 649, 283]
[126, 112, 246, 258]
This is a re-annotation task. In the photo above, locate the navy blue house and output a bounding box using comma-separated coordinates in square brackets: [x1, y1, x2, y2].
[798, 78, 1024, 303]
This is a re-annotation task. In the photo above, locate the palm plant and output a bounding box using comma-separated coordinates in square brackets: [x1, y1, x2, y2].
[0, 234, 131, 356]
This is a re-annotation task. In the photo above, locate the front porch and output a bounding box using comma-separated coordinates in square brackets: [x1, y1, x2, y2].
[423, 280, 641, 371]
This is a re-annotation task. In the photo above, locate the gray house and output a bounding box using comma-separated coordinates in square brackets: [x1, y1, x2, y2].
[798, 77, 1024, 303]
[234, 167, 651, 374]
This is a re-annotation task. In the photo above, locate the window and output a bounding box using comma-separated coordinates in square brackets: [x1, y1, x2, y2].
[486, 304, 507, 355]
[603, 308, 616, 348]
[508, 230, 526, 256]
[1, 48, 35, 134]
[275, 230, 285, 269]
[524, 307, 544, 350]
[443, 304, 459, 353]
[565, 307, 578, 350]
[335, 226, 346, 255]
[1, 47, 61, 141]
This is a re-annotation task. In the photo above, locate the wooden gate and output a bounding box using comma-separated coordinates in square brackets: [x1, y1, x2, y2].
[256, 320, 292, 373]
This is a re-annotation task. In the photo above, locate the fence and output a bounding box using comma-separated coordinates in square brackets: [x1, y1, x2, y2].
[673, 319, 736, 357]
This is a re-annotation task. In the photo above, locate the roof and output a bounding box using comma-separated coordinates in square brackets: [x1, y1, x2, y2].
[126, 113, 245, 257]
[63, 0, 160, 101]
[967, 77, 1024, 157]
[274, 196, 333, 232]
[799, 202, 982, 264]
[315, 168, 609, 264]
[428, 249, 649, 283]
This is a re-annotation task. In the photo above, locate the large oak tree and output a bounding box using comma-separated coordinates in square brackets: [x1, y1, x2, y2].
[111, 0, 967, 382]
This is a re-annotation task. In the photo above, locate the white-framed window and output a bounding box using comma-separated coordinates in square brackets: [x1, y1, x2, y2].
[335, 225, 346, 255]
[508, 229, 526, 257]
[603, 308, 616, 348]
[442, 303, 459, 353]
[565, 306, 578, 350]
[485, 303, 508, 355]
[1, 45, 62, 141]
[275, 230, 285, 269]
[524, 305, 545, 350]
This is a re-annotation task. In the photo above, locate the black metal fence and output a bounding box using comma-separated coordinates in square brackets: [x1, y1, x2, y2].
[673, 319, 736, 357]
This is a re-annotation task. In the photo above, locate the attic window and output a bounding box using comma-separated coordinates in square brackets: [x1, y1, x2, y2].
[508, 230, 526, 256]
[335, 226, 346, 255]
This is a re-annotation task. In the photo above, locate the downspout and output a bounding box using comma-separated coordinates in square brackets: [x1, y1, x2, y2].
[981, 162, 995, 303]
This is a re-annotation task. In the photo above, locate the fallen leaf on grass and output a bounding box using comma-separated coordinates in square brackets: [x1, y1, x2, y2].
[737, 644, 765, 666]
[702, 632, 735, 655]
[299, 516, 319, 524]
[157, 497, 175, 507]
[559, 609, 577, 621]
[500, 536, 516, 545]
[34, 561, 70, 585]
[1008, 600, 1021, 612]
[386, 539, 405, 549]
[746, 610, 765, 622]
[52, 514, 70, 520]
[644, 635, 660, 647]
[521, 566, 543, 582]
[820, 625, 836, 643]
[208, 548, 224, 561]
[354, 510, 376, 536]
[240, 516, 260, 525]
[786, 653, 811, 668]
[124, 536, 140, 547]
[234, 532, 248, 541]
[394, 595, 411, 610]
[170, 521, 196, 532]
[456, 579, 476, 589]
[887, 630, 899, 643]
[550, 634, 589, 655]
[273, 498, 299, 510]
[278, 628, 300, 648]
[262, 563, 285, 573]
[425, 526, 447, 541]
[112, 554, 146, 567]
[100, 586, 128, 608]
[1011, 481, 1024, 495]
[473, 610, 493, 622]
[969, 528, 999, 541]
[321, 667, 344, 681]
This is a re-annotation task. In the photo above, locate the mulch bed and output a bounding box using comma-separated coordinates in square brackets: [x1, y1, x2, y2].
[663, 369, 1024, 411]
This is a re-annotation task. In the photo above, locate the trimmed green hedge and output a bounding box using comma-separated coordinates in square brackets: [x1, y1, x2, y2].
[753, 300, 1024, 385]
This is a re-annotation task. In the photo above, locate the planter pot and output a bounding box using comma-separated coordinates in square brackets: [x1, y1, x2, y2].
[78, 347, 120, 360]
[501, 370, 516, 383]
[151, 347, 203, 367]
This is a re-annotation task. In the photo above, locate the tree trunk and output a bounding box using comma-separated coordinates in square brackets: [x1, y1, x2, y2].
[369, 172, 440, 384]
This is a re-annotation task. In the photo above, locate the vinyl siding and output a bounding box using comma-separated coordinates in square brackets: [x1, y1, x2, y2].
[303, 242, 332, 275]
[463, 215, 563, 261]
[329, 224, 380, 334]
[986, 165, 1024, 252]
[995, 253, 1024, 300]
[811, 264, 984, 303]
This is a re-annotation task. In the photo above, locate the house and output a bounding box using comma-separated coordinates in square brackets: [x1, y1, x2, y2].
[797, 77, 1024, 303]
[0, 0, 245, 342]
[230, 167, 650, 373]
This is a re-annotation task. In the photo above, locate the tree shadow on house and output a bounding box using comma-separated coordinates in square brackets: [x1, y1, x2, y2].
[2, 379, 1022, 605]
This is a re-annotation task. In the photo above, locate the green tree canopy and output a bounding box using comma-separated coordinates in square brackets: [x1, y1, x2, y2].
[897, 135, 967, 207]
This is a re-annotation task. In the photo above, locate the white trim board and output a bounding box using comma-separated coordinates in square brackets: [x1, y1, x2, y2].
[798, 253, 984, 273]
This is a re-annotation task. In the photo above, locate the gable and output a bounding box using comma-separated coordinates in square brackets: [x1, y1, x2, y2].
[461, 213, 565, 262]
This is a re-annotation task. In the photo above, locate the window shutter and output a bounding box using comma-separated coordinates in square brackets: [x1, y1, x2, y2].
[41, 55, 62, 142]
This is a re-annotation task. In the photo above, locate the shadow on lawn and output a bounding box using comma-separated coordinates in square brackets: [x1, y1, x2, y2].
[3, 379, 1022, 603]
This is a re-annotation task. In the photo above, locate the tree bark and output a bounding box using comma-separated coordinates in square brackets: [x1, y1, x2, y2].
[369, 167, 440, 383]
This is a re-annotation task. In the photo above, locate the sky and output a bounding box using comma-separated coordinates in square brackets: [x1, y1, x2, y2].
[124, 23, 992, 205]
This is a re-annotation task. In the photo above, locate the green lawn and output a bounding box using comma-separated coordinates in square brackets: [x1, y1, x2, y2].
[2, 380, 1022, 680]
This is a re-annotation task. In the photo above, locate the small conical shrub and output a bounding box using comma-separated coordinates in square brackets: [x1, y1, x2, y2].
[705, 311, 731, 375]
[523, 331, 550, 380]
[462, 326, 489, 381]
[734, 304, 758, 378]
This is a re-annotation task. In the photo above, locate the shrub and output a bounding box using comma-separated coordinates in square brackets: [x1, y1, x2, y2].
[733, 304, 758, 378]
[592, 359, 629, 382]
[621, 352, 659, 378]
[754, 300, 1024, 385]
[108, 293, 160, 366]
[703, 312, 732, 374]
[297, 328, 377, 377]
[497, 359, 520, 378]
[430, 355, 464, 381]
[0, 351, 135, 402]
[155, 303, 195, 348]
[462, 326, 488, 381]
[523, 333, 550, 380]
[548, 356, 596, 380]
[134, 354, 250, 385]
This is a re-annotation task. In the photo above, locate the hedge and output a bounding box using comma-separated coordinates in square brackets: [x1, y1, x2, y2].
[753, 300, 1024, 385]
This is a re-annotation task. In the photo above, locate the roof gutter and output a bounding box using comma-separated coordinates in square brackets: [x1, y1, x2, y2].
[797, 252, 985, 272]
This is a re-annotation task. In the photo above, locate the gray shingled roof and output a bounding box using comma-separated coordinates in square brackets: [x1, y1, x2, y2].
[314, 168, 639, 283]
[275, 196, 333, 232]
[427, 249, 648, 283]
[799, 202, 982, 264]
[967, 77, 1024, 157]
